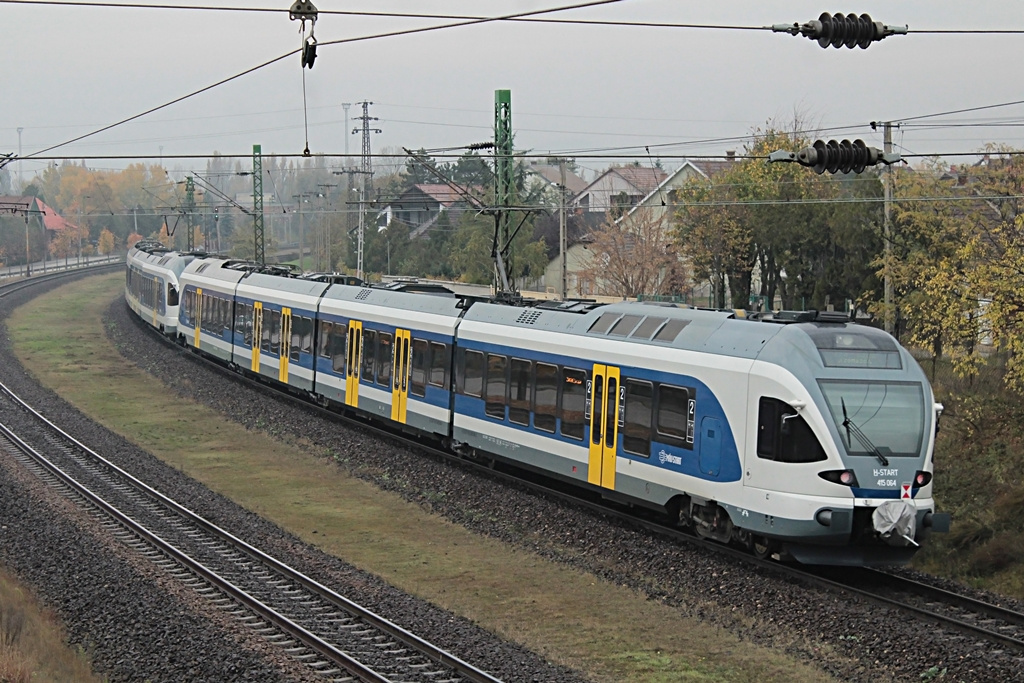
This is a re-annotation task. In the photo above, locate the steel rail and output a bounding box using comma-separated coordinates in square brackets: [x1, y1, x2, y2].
[0, 418, 389, 681]
[0, 379, 502, 683]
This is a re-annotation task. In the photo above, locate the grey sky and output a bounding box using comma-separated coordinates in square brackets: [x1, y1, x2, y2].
[3, 0, 1023, 181]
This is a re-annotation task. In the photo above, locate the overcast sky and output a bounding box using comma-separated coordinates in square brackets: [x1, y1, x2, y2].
[3, 0, 1024, 183]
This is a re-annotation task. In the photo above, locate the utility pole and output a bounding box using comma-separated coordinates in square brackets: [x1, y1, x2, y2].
[559, 159, 568, 300]
[493, 89, 515, 296]
[353, 101, 381, 280]
[883, 122, 894, 336]
[185, 176, 196, 251]
[252, 144, 265, 265]
[342, 103, 351, 164]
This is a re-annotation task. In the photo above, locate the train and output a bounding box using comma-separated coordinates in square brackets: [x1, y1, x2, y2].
[125, 239, 951, 566]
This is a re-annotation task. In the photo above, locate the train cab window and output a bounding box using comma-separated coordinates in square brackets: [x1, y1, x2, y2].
[623, 379, 653, 456]
[756, 397, 826, 463]
[410, 338, 429, 397]
[608, 314, 643, 337]
[330, 326, 346, 373]
[560, 368, 587, 440]
[462, 350, 484, 397]
[167, 284, 179, 307]
[485, 354, 508, 420]
[653, 319, 690, 343]
[533, 363, 559, 433]
[588, 313, 619, 335]
[657, 384, 695, 448]
[428, 342, 447, 389]
[362, 330, 377, 382]
[508, 358, 532, 426]
[377, 333, 393, 386]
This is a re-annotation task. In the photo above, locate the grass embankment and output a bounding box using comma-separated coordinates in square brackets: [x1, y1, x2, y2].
[913, 357, 1024, 598]
[7, 273, 834, 683]
[0, 567, 100, 683]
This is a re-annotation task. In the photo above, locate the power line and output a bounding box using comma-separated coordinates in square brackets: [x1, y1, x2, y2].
[16, 0, 627, 162]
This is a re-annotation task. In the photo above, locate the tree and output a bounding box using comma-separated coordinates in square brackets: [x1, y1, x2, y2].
[675, 128, 883, 310]
[98, 228, 116, 255]
[579, 206, 680, 298]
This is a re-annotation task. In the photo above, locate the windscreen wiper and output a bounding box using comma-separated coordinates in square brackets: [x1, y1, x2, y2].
[841, 397, 890, 466]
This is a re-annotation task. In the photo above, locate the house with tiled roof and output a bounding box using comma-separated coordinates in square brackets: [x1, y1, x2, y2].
[619, 153, 739, 224]
[381, 183, 482, 239]
[573, 165, 668, 215]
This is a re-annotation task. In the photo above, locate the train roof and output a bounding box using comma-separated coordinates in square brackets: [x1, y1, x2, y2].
[128, 243, 196, 278]
[461, 300, 873, 360]
[320, 281, 466, 319]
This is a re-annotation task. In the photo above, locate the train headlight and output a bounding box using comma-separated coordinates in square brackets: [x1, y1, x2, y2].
[913, 471, 932, 488]
[818, 469, 859, 487]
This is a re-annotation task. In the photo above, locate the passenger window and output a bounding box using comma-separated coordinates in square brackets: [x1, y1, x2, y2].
[533, 362, 558, 433]
[561, 368, 587, 440]
[319, 321, 332, 357]
[623, 380, 653, 456]
[757, 397, 826, 463]
[463, 350, 484, 397]
[300, 317, 313, 354]
[428, 342, 447, 388]
[261, 309, 272, 352]
[331, 326, 346, 373]
[362, 330, 377, 382]
[167, 284, 179, 307]
[269, 310, 280, 355]
[485, 354, 507, 420]
[377, 333, 393, 386]
[508, 358, 532, 426]
[411, 338, 429, 397]
[290, 316, 303, 362]
[657, 384, 695, 448]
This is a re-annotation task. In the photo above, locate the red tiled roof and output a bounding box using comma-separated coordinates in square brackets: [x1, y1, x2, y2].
[36, 200, 78, 232]
[612, 166, 668, 192]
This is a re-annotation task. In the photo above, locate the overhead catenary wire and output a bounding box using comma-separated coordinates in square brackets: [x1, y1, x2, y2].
[8, 0, 1024, 35]
[15, 0, 627, 162]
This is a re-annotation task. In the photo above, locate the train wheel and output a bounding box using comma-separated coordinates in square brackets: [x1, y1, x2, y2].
[752, 536, 774, 560]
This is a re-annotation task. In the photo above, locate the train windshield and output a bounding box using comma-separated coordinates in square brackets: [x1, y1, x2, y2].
[818, 380, 925, 458]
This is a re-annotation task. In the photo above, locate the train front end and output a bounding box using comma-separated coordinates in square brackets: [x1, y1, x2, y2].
[751, 318, 950, 565]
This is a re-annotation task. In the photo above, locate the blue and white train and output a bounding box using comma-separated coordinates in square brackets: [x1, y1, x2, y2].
[125, 243, 951, 566]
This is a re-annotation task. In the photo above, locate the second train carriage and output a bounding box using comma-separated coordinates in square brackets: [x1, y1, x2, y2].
[313, 281, 463, 437]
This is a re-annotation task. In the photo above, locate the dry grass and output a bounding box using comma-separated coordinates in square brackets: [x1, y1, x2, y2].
[6, 273, 842, 682]
[0, 567, 100, 682]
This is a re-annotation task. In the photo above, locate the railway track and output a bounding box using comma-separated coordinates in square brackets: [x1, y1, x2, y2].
[134, 312, 1024, 660]
[0, 378, 502, 683]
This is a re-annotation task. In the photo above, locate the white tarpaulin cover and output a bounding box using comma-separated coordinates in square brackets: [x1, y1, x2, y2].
[872, 500, 918, 546]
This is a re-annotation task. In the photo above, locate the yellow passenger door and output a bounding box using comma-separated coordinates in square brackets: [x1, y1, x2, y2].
[345, 320, 362, 407]
[588, 364, 621, 489]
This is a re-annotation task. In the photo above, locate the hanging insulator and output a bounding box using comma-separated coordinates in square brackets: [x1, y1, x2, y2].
[794, 139, 889, 174]
[302, 36, 317, 69]
[772, 12, 907, 49]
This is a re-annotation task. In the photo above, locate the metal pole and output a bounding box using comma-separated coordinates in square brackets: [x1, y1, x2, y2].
[883, 122, 893, 336]
[559, 160, 568, 300]
[357, 185, 365, 280]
